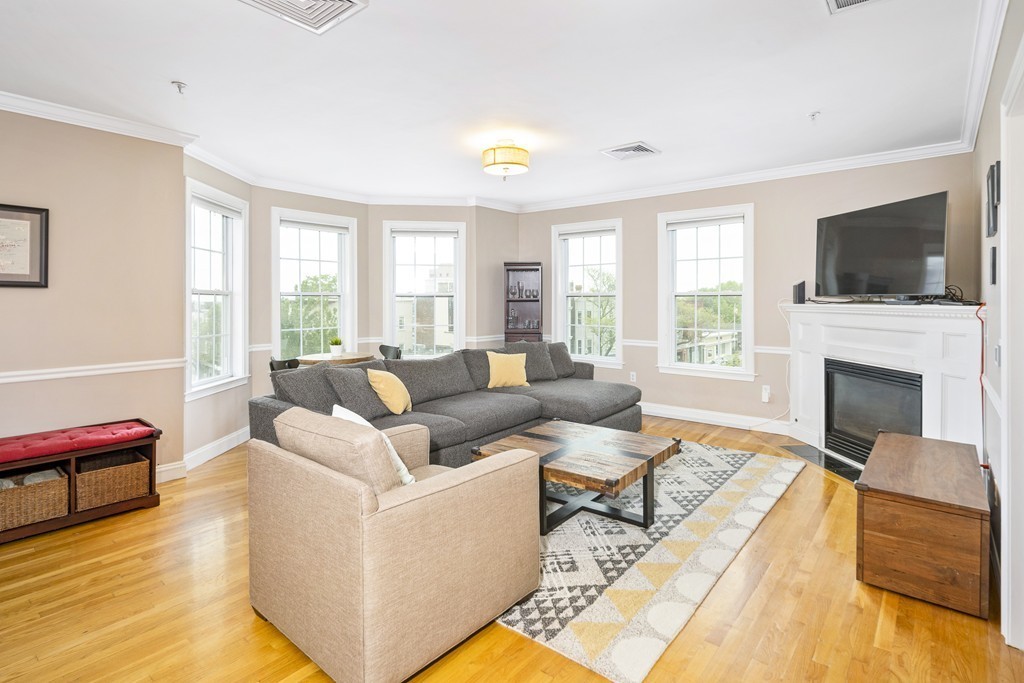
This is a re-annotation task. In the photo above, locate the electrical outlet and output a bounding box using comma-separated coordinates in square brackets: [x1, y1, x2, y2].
[761, 385, 771, 403]
[629, 371, 637, 383]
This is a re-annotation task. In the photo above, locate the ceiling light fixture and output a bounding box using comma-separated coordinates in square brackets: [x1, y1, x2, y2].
[482, 140, 529, 180]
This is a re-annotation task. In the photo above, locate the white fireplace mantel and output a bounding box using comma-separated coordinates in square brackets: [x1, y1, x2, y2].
[786, 303, 983, 462]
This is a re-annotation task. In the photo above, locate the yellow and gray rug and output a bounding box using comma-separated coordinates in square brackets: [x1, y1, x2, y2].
[499, 441, 805, 683]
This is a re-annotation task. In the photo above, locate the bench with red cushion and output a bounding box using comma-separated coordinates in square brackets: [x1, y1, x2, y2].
[0, 421, 157, 466]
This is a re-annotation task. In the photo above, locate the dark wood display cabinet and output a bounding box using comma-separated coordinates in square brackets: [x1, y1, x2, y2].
[504, 262, 543, 342]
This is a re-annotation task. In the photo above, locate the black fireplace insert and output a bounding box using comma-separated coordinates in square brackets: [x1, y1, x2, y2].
[824, 358, 922, 464]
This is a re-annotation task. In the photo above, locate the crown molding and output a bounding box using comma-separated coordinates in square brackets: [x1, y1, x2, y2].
[185, 145, 259, 185]
[962, 0, 1009, 146]
[0, 91, 196, 147]
[517, 139, 973, 213]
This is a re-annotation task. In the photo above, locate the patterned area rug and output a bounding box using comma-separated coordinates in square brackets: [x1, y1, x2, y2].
[499, 441, 805, 683]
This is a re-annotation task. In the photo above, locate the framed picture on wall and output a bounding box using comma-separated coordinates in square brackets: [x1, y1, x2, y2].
[0, 204, 49, 287]
[987, 162, 1000, 238]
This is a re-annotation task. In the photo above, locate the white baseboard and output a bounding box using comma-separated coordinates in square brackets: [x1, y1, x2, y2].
[156, 461, 187, 484]
[640, 401, 792, 437]
[184, 426, 250, 471]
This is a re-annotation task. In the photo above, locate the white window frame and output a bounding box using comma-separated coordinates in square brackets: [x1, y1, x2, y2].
[657, 204, 755, 381]
[551, 219, 624, 369]
[382, 221, 467, 356]
[184, 179, 249, 402]
[270, 207, 358, 360]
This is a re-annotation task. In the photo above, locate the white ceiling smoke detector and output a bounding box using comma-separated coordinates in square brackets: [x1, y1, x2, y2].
[237, 0, 368, 34]
[825, 0, 877, 14]
[601, 141, 662, 161]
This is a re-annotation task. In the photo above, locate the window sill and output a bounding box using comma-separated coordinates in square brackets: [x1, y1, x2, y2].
[656, 364, 756, 382]
[185, 375, 251, 403]
[572, 356, 624, 370]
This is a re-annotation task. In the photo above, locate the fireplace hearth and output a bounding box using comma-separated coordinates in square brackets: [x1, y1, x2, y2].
[824, 358, 922, 464]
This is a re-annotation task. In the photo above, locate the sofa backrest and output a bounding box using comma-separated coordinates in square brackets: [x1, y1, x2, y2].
[459, 348, 504, 390]
[383, 353, 476, 405]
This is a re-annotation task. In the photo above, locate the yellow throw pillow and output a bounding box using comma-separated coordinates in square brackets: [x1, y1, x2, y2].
[367, 369, 412, 414]
[487, 351, 530, 388]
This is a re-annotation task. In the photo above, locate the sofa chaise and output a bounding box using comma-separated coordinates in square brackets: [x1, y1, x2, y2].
[248, 341, 642, 468]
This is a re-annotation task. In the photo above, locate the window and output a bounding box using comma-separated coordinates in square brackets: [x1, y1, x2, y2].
[658, 204, 754, 380]
[383, 221, 466, 357]
[185, 180, 248, 400]
[272, 208, 356, 360]
[552, 220, 623, 367]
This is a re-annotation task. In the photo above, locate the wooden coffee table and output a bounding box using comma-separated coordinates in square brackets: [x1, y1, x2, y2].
[472, 420, 680, 535]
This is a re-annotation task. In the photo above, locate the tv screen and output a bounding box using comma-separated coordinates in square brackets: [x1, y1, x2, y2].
[815, 191, 948, 297]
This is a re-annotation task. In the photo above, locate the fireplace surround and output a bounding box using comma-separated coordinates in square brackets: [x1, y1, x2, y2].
[787, 304, 982, 467]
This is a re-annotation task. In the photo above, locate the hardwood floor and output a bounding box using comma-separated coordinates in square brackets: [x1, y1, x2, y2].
[1, 416, 1021, 681]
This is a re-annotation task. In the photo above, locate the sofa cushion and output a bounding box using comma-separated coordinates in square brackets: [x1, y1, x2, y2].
[273, 407, 402, 496]
[505, 341, 558, 382]
[370, 412, 468, 452]
[489, 378, 642, 423]
[271, 362, 337, 414]
[325, 367, 392, 421]
[383, 353, 476, 405]
[415, 392, 543, 441]
[547, 342, 576, 378]
[409, 464, 451, 481]
[460, 348, 504, 389]
[487, 352, 529, 388]
[368, 369, 413, 414]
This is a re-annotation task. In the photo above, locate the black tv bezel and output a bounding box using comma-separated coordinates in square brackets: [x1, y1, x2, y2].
[814, 191, 949, 298]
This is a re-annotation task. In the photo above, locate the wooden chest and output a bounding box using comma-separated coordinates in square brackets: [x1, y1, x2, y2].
[855, 432, 990, 618]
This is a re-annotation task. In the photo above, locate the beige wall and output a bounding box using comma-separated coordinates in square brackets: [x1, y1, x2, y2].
[471, 207, 520, 345]
[517, 153, 978, 420]
[0, 111, 185, 465]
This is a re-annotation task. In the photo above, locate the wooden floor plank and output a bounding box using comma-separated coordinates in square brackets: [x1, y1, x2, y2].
[0, 415, 1021, 681]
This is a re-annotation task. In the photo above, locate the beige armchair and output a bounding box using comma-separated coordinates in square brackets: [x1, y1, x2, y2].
[248, 407, 540, 683]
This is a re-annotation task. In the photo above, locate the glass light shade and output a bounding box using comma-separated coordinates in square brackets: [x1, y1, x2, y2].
[482, 144, 530, 176]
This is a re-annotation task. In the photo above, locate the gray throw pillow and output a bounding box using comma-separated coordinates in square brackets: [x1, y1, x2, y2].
[548, 342, 576, 378]
[325, 367, 391, 421]
[383, 353, 476, 405]
[460, 348, 505, 390]
[505, 341, 558, 382]
[271, 362, 338, 414]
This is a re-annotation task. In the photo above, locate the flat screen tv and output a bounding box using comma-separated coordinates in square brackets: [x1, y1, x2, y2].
[815, 191, 948, 298]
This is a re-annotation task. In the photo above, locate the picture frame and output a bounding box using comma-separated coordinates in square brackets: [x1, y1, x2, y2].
[987, 162, 1000, 237]
[0, 204, 49, 287]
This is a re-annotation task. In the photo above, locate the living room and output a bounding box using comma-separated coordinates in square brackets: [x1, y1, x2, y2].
[1, 0, 1023, 680]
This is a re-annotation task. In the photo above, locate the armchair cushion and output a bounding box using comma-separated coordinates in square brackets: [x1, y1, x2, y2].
[331, 405, 415, 485]
[274, 407, 402, 496]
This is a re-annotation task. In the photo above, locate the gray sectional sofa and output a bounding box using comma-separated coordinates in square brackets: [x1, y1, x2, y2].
[248, 341, 642, 468]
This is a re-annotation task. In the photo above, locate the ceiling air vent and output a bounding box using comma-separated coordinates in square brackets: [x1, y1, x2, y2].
[237, 0, 368, 34]
[825, 0, 876, 14]
[601, 141, 662, 161]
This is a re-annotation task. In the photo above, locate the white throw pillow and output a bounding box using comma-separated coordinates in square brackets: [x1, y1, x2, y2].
[331, 405, 415, 485]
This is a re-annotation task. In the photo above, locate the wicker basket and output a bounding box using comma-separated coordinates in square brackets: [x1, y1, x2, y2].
[0, 468, 69, 531]
[76, 449, 150, 511]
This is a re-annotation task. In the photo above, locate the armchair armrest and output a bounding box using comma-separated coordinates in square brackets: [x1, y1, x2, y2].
[382, 423, 430, 471]
[362, 449, 540, 679]
[572, 361, 595, 379]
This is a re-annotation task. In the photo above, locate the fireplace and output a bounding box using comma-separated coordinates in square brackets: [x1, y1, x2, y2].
[824, 358, 922, 464]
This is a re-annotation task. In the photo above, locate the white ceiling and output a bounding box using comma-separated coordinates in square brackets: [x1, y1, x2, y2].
[0, 0, 998, 210]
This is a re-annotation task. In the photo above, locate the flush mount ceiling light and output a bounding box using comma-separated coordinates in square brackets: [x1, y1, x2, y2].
[482, 140, 529, 180]
[237, 0, 368, 35]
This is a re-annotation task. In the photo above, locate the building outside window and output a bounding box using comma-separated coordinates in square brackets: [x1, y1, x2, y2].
[384, 221, 465, 357]
[551, 219, 622, 367]
[658, 204, 754, 380]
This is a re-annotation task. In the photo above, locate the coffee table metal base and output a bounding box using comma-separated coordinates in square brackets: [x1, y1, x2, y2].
[540, 466, 655, 535]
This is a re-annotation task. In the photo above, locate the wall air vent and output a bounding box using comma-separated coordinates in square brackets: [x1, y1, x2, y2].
[237, 0, 368, 34]
[825, 0, 876, 14]
[601, 141, 662, 161]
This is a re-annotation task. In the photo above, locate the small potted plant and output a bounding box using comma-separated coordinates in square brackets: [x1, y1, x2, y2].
[329, 336, 344, 357]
